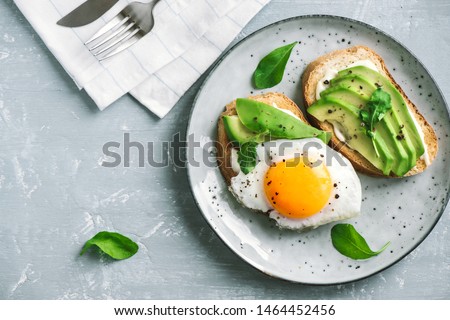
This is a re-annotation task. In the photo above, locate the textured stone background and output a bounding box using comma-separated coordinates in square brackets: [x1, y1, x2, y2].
[0, 0, 449, 299]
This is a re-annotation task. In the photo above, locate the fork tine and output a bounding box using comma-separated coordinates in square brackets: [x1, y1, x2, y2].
[99, 35, 140, 61]
[94, 27, 140, 57]
[85, 16, 130, 45]
[87, 0, 160, 60]
[89, 21, 136, 51]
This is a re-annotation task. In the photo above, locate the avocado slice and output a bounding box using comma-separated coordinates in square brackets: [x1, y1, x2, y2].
[320, 86, 368, 108]
[338, 66, 425, 159]
[222, 115, 266, 144]
[373, 135, 394, 176]
[330, 74, 377, 97]
[330, 69, 417, 171]
[308, 98, 393, 174]
[377, 119, 411, 176]
[235, 98, 331, 144]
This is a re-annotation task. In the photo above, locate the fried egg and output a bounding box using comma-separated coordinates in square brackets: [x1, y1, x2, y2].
[229, 138, 362, 230]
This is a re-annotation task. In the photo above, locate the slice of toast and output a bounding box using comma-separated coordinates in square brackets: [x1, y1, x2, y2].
[217, 92, 308, 185]
[302, 45, 438, 177]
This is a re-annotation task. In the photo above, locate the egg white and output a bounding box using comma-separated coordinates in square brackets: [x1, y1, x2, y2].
[229, 138, 362, 231]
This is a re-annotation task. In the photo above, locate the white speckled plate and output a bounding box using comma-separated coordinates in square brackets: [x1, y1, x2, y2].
[186, 15, 450, 284]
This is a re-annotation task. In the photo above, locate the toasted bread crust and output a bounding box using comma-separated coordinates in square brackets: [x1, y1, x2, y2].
[302, 46, 438, 177]
[217, 92, 308, 185]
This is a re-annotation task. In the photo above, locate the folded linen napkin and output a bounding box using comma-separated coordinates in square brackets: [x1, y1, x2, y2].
[13, 0, 270, 118]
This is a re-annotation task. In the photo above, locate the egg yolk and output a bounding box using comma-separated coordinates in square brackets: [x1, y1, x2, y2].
[264, 157, 332, 218]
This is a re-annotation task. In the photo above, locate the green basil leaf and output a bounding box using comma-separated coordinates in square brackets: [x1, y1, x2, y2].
[80, 231, 138, 260]
[331, 224, 390, 260]
[237, 141, 258, 174]
[360, 109, 370, 123]
[359, 88, 392, 158]
[252, 42, 297, 89]
[359, 87, 392, 138]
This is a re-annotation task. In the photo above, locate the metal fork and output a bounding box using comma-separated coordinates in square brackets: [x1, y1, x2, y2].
[85, 0, 161, 61]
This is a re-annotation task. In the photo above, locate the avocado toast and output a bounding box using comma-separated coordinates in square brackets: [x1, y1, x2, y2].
[216, 92, 363, 231]
[302, 46, 438, 177]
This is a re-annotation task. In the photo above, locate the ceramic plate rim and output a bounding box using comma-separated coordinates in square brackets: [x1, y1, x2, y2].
[186, 14, 450, 285]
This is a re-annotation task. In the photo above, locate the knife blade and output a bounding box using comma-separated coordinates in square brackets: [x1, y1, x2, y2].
[57, 0, 119, 28]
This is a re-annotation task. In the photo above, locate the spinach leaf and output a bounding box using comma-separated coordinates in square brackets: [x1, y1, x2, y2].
[359, 88, 392, 156]
[252, 42, 297, 89]
[238, 141, 258, 174]
[80, 231, 138, 260]
[331, 224, 390, 260]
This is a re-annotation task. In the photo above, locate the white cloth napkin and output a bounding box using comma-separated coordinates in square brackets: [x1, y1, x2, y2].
[13, 0, 270, 118]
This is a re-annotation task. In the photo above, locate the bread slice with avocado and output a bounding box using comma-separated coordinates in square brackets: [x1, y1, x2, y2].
[302, 46, 438, 177]
[217, 92, 324, 185]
